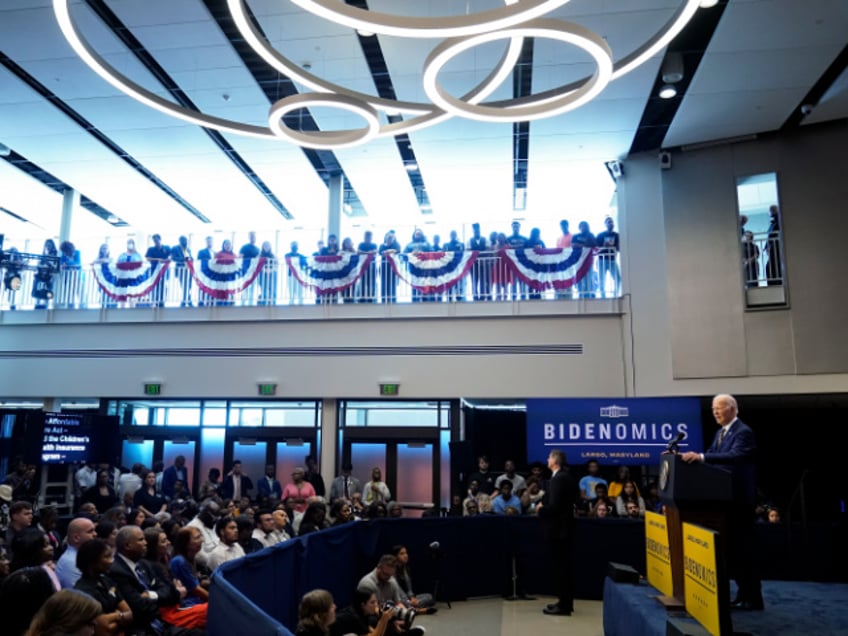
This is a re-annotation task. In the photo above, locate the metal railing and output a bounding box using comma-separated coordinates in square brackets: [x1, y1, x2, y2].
[0, 253, 623, 312]
[742, 232, 784, 288]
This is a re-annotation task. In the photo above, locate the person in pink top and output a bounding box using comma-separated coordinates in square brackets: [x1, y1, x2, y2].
[282, 467, 316, 514]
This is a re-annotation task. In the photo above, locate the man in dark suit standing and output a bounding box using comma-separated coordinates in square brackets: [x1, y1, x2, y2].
[161, 455, 188, 500]
[221, 460, 253, 502]
[681, 394, 763, 610]
[537, 448, 579, 616]
[110, 525, 184, 634]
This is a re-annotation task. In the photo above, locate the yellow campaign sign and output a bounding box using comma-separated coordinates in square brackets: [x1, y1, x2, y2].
[644, 511, 673, 597]
[682, 522, 721, 636]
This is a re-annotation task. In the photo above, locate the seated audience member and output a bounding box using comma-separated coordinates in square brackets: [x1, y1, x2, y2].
[579, 482, 615, 517]
[207, 517, 245, 570]
[467, 456, 496, 496]
[0, 565, 56, 636]
[614, 479, 646, 517]
[299, 502, 329, 536]
[10, 527, 61, 592]
[644, 480, 663, 514]
[521, 476, 545, 514]
[494, 460, 526, 496]
[169, 527, 210, 608]
[329, 500, 355, 527]
[0, 543, 10, 584]
[272, 508, 292, 541]
[392, 545, 435, 610]
[766, 507, 782, 524]
[447, 495, 464, 517]
[251, 509, 278, 548]
[366, 502, 388, 520]
[464, 500, 480, 516]
[350, 492, 366, 519]
[143, 526, 172, 574]
[95, 521, 118, 548]
[128, 507, 147, 528]
[24, 588, 101, 636]
[492, 480, 522, 515]
[607, 465, 639, 499]
[357, 554, 409, 607]
[330, 589, 394, 636]
[624, 501, 643, 519]
[56, 517, 96, 588]
[295, 588, 336, 636]
[109, 525, 184, 635]
[387, 502, 404, 518]
[463, 479, 492, 517]
[236, 516, 263, 554]
[198, 468, 221, 502]
[185, 499, 221, 565]
[36, 506, 62, 553]
[589, 500, 612, 519]
[77, 502, 99, 519]
[74, 538, 133, 635]
[578, 460, 607, 503]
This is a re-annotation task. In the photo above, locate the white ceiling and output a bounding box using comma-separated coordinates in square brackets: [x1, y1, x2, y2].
[0, 0, 846, 247]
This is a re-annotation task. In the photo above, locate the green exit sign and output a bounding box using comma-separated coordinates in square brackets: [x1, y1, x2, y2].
[258, 383, 277, 396]
[144, 383, 162, 396]
[379, 383, 400, 397]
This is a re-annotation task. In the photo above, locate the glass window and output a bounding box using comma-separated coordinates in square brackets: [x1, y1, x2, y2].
[165, 407, 201, 426]
[736, 172, 787, 307]
[203, 403, 228, 427]
[342, 401, 445, 427]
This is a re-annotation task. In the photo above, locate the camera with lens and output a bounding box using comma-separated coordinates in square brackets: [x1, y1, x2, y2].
[383, 602, 416, 630]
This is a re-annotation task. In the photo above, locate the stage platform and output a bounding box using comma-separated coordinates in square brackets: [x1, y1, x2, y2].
[602, 576, 848, 636]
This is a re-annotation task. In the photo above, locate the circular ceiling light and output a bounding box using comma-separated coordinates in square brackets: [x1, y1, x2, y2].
[268, 93, 380, 149]
[423, 20, 613, 123]
[659, 84, 678, 99]
[289, 0, 573, 38]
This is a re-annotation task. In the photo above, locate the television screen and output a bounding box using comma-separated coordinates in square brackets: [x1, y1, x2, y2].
[24, 411, 120, 465]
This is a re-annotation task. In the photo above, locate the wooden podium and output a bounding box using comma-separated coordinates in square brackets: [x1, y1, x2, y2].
[657, 454, 732, 615]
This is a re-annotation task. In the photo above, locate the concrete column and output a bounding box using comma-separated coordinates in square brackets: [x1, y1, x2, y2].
[319, 398, 338, 492]
[60, 189, 80, 243]
[327, 174, 343, 240]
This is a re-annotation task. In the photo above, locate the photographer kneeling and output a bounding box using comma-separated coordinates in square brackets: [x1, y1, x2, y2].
[354, 555, 426, 635]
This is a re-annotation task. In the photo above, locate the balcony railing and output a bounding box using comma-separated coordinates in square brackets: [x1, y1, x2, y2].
[0, 251, 622, 312]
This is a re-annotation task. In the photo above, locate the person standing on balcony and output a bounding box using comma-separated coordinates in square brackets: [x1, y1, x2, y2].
[145, 234, 170, 308]
[742, 231, 760, 288]
[379, 230, 401, 303]
[595, 216, 620, 298]
[765, 204, 782, 285]
[285, 241, 306, 305]
[572, 221, 597, 298]
[239, 231, 260, 305]
[170, 235, 193, 307]
[468, 223, 490, 301]
[196, 235, 214, 306]
[357, 230, 378, 303]
[506, 221, 528, 300]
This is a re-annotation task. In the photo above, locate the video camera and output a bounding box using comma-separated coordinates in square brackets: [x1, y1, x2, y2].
[383, 602, 417, 630]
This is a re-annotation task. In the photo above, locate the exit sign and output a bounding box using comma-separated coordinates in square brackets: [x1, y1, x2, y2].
[379, 383, 400, 396]
[144, 383, 162, 396]
[258, 383, 277, 396]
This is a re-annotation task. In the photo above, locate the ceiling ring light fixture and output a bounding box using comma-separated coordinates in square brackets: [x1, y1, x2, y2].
[288, 0, 573, 39]
[53, 0, 703, 150]
[423, 19, 613, 123]
[268, 93, 380, 149]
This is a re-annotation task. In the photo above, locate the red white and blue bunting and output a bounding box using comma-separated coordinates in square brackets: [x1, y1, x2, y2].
[286, 253, 374, 295]
[388, 251, 478, 294]
[501, 247, 595, 291]
[91, 260, 170, 301]
[187, 256, 266, 299]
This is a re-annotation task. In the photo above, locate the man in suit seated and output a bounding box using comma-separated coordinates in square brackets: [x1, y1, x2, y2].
[110, 525, 185, 634]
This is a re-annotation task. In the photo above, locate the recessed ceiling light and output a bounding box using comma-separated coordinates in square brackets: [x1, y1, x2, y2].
[699, 0, 719, 8]
[659, 84, 678, 99]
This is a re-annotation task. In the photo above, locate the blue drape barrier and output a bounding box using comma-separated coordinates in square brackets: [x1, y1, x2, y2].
[209, 516, 647, 636]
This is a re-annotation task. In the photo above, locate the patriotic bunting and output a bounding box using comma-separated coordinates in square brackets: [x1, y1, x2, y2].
[501, 247, 595, 290]
[188, 256, 266, 299]
[286, 253, 374, 295]
[91, 260, 170, 301]
[388, 251, 478, 294]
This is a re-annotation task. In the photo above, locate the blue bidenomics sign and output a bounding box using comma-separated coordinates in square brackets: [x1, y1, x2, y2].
[526, 397, 702, 466]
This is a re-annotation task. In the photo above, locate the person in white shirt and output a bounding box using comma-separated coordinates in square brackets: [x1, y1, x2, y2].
[207, 517, 245, 570]
[250, 509, 278, 549]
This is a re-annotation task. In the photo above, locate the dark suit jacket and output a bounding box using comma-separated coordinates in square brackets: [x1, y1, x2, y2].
[110, 556, 180, 633]
[220, 474, 254, 500]
[161, 465, 187, 499]
[538, 467, 578, 541]
[256, 477, 282, 501]
[703, 418, 757, 507]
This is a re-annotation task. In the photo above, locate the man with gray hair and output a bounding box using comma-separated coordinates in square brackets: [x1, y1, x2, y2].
[681, 394, 763, 610]
[186, 498, 222, 566]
